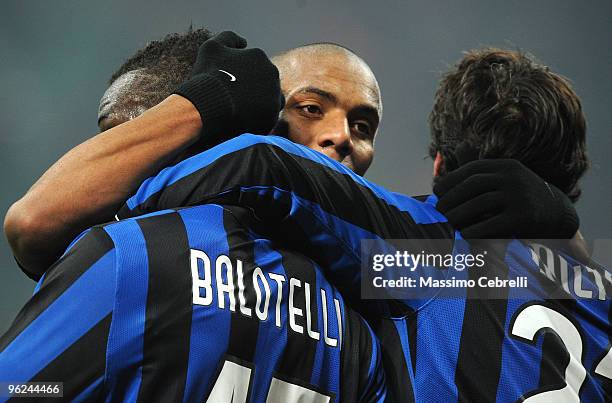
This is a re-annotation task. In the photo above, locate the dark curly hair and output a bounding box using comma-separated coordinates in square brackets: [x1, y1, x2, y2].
[429, 48, 588, 202]
[108, 27, 214, 108]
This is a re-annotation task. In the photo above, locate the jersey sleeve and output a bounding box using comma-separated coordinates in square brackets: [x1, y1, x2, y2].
[359, 323, 388, 403]
[340, 306, 389, 403]
[0, 227, 116, 402]
[117, 134, 453, 305]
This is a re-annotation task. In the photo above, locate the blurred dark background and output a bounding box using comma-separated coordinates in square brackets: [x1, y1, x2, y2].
[1, 0, 610, 332]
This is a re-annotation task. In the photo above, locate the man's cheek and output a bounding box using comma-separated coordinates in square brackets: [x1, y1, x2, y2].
[351, 145, 373, 175]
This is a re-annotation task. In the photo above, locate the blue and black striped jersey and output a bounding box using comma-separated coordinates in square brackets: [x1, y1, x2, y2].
[117, 134, 453, 311]
[408, 236, 612, 402]
[117, 134, 612, 402]
[0, 203, 386, 402]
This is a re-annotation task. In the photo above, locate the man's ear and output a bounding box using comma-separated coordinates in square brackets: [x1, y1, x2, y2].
[433, 152, 444, 177]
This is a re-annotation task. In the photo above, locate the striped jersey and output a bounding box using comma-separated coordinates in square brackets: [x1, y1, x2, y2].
[0, 205, 386, 401]
[117, 133, 612, 402]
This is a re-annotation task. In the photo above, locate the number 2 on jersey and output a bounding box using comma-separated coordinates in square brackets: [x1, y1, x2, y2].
[511, 303, 611, 402]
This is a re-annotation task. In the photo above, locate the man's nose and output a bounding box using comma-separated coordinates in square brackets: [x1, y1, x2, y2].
[317, 119, 353, 159]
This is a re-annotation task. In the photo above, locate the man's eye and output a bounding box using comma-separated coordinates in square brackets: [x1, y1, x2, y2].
[298, 104, 323, 116]
[352, 121, 372, 136]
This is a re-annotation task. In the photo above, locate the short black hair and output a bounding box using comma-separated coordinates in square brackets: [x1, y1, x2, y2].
[108, 27, 214, 107]
[110, 27, 214, 83]
[429, 48, 588, 202]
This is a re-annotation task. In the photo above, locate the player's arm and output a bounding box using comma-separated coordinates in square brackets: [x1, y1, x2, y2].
[118, 134, 452, 299]
[0, 227, 117, 401]
[4, 95, 200, 279]
[4, 31, 283, 279]
[358, 322, 388, 403]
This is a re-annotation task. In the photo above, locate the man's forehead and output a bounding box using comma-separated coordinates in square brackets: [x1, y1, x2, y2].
[281, 51, 381, 112]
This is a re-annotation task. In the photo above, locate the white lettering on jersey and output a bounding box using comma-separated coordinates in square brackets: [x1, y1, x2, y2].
[268, 273, 285, 328]
[253, 267, 270, 321]
[189, 249, 341, 346]
[236, 259, 252, 316]
[191, 249, 213, 306]
[289, 278, 304, 335]
[216, 254, 236, 311]
[304, 282, 320, 341]
[528, 242, 612, 300]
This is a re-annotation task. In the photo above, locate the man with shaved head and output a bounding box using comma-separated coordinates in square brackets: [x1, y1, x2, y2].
[272, 43, 381, 175]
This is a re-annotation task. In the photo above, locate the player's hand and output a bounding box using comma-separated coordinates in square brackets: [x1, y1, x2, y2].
[174, 31, 284, 145]
[433, 159, 579, 239]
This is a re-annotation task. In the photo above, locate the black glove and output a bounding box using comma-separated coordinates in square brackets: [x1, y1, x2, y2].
[433, 159, 579, 239]
[174, 31, 284, 144]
